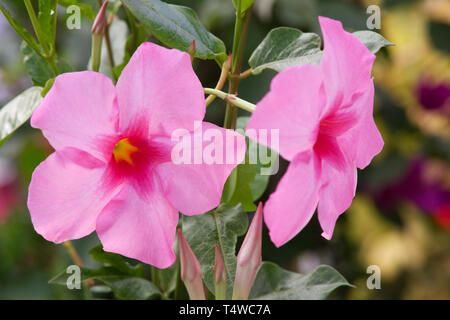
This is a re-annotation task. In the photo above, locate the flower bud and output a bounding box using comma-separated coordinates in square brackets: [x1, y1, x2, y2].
[91, 1, 108, 72]
[178, 229, 205, 300]
[232, 202, 263, 300]
[91, 1, 108, 35]
[213, 244, 227, 300]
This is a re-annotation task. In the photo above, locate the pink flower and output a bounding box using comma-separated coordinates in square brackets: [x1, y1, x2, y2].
[247, 17, 384, 246]
[27, 42, 245, 268]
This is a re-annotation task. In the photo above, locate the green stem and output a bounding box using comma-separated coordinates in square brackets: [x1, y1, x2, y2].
[24, 0, 50, 55]
[46, 56, 58, 76]
[204, 88, 255, 113]
[24, 0, 59, 76]
[224, 3, 253, 129]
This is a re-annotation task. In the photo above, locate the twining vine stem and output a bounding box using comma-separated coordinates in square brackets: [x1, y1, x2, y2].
[206, 56, 231, 107]
[204, 88, 255, 113]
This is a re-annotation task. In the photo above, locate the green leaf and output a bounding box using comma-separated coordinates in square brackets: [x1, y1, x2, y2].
[121, 0, 227, 64]
[21, 42, 72, 86]
[235, 116, 271, 202]
[182, 204, 248, 299]
[49, 266, 162, 300]
[221, 161, 257, 212]
[88, 18, 129, 79]
[100, 277, 162, 300]
[249, 262, 352, 300]
[38, 0, 57, 50]
[21, 42, 54, 86]
[249, 28, 393, 75]
[0, 5, 41, 54]
[250, 160, 271, 202]
[249, 27, 322, 75]
[232, 0, 255, 14]
[353, 31, 394, 54]
[0, 87, 43, 145]
[88, 244, 143, 277]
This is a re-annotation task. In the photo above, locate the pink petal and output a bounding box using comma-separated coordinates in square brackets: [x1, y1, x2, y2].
[157, 122, 246, 215]
[247, 65, 324, 161]
[116, 42, 205, 137]
[264, 151, 321, 247]
[319, 16, 375, 117]
[96, 181, 179, 268]
[338, 81, 384, 169]
[27, 148, 120, 243]
[31, 72, 118, 163]
[317, 157, 357, 240]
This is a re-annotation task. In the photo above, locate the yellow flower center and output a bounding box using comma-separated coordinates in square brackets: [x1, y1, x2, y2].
[113, 138, 138, 165]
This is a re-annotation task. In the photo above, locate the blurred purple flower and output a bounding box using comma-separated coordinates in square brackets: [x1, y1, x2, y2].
[416, 77, 450, 111]
[374, 157, 450, 217]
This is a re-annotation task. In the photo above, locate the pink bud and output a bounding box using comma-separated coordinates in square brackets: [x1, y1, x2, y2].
[232, 202, 263, 300]
[91, 1, 108, 35]
[178, 229, 205, 300]
[214, 244, 227, 299]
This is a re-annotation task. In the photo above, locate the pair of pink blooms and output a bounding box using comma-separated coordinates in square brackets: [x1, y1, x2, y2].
[27, 16, 383, 267]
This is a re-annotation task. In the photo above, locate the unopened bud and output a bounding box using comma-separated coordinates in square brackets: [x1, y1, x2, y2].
[178, 229, 205, 300]
[90, 1, 108, 72]
[232, 202, 263, 300]
[91, 1, 108, 35]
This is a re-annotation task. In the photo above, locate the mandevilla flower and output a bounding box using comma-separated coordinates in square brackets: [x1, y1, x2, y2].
[27, 42, 245, 268]
[247, 17, 384, 246]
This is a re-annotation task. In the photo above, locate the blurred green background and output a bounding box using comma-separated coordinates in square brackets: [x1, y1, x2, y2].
[0, 0, 449, 299]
